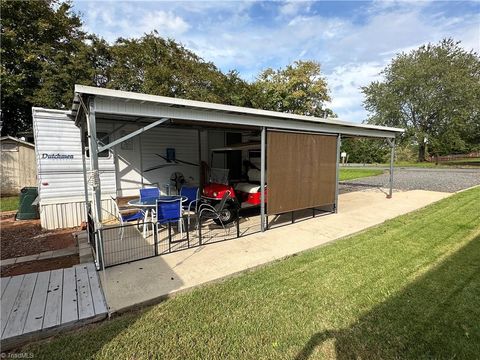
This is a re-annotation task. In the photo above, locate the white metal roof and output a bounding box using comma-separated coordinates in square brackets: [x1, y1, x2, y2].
[73, 85, 404, 137]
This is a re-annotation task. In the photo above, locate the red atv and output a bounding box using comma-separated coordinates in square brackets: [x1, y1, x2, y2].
[201, 172, 266, 225]
[201, 182, 240, 225]
[200, 142, 267, 225]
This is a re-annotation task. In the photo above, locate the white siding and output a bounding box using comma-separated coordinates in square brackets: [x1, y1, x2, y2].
[33, 108, 116, 229]
[32, 108, 207, 228]
[32, 108, 116, 204]
[140, 127, 200, 194]
[112, 125, 143, 197]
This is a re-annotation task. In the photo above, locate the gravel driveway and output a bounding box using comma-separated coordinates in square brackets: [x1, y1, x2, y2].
[340, 168, 480, 193]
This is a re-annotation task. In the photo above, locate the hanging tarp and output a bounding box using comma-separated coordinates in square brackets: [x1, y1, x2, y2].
[267, 131, 337, 215]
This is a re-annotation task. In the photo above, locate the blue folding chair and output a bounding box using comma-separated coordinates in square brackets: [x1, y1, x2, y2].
[179, 186, 200, 227]
[156, 197, 188, 250]
[111, 196, 145, 225]
[140, 187, 160, 201]
[111, 196, 145, 240]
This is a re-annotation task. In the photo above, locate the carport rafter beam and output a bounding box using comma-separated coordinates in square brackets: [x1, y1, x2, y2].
[98, 117, 145, 144]
[94, 100, 398, 139]
[98, 118, 169, 153]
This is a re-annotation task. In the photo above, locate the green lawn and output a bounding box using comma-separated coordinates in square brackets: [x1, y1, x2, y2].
[442, 158, 480, 166]
[368, 158, 480, 168]
[339, 168, 383, 181]
[24, 187, 480, 359]
[0, 196, 19, 212]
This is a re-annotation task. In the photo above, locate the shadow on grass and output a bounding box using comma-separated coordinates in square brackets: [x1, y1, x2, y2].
[295, 234, 480, 359]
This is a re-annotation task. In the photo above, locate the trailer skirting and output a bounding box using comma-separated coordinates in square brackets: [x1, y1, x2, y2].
[39, 199, 115, 230]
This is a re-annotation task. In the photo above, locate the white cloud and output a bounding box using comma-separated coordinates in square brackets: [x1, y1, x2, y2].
[326, 62, 384, 121]
[73, 0, 479, 122]
[77, 2, 190, 40]
[140, 11, 190, 35]
[279, 1, 312, 16]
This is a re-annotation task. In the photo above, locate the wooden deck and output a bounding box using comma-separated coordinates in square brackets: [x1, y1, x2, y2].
[1, 263, 108, 350]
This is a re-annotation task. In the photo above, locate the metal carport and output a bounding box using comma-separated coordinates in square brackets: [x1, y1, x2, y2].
[71, 85, 403, 269]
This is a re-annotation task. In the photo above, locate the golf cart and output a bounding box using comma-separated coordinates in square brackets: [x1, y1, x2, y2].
[201, 142, 267, 225]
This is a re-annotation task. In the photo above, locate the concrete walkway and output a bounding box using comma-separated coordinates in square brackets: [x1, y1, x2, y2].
[100, 189, 450, 313]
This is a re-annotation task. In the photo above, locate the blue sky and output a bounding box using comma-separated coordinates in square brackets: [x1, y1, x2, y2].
[72, 0, 480, 122]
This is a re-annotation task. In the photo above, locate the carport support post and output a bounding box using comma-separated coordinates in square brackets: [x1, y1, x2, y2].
[334, 134, 341, 213]
[260, 127, 266, 232]
[86, 97, 104, 269]
[80, 121, 90, 240]
[387, 137, 395, 199]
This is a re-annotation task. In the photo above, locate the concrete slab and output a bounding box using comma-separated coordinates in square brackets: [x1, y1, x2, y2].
[100, 189, 450, 313]
[37, 251, 54, 260]
[17, 254, 40, 263]
[0, 258, 16, 266]
[51, 247, 77, 257]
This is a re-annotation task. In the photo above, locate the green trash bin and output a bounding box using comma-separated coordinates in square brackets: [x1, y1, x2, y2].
[16, 187, 39, 220]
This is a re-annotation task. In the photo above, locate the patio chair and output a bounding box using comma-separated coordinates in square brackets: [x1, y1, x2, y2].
[179, 186, 200, 228]
[111, 196, 145, 225]
[155, 197, 188, 249]
[140, 187, 160, 221]
[110, 196, 146, 239]
[197, 190, 231, 234]
[140, 187, 160, 201]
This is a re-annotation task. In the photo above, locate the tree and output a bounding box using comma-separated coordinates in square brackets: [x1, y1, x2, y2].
[1, 2, 335, 137]
[253, 60, 333, 117]
[341, 138, 389, 164]
[0, 0, 97, 135]
[362, 39, 480, 161]
[220, 70, 254, 108]
[108, 32, 236, 104]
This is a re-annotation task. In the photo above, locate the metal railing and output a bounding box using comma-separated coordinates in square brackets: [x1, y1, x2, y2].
[99, 222, 157, 267]
[96, 210, 263, 268]
[91, 205, 337, 269]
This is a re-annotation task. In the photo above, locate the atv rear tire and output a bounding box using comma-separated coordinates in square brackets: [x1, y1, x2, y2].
[213, 205, 238, 225]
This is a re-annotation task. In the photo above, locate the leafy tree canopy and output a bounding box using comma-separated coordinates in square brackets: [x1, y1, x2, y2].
[253, 60, 334, 117]
[362, 39, 480, 161]
[1, 0, 90, 135]
[1, 2, 331, 137]
[341, 138, 389, 164]
[107, 32, 252, 106]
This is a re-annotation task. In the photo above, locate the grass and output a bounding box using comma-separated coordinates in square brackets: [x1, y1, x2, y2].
[443, 158, 480, 166]
[23, 187, 480, 359]
[365, 158, 480, 168]
[0, 196, 19, 212]
[339, 168, 383, 181]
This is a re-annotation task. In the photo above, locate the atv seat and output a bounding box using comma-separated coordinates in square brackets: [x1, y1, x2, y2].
[235, 182, 261, 193]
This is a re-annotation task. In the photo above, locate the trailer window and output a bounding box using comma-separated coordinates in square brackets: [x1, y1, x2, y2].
[84, 132, 110, 158]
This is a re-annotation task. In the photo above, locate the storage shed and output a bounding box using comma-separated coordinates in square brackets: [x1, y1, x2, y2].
[0, 136, 37, 195]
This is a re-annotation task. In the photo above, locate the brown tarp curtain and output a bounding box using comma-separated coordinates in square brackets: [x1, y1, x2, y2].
[267, 131, 337, 215]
